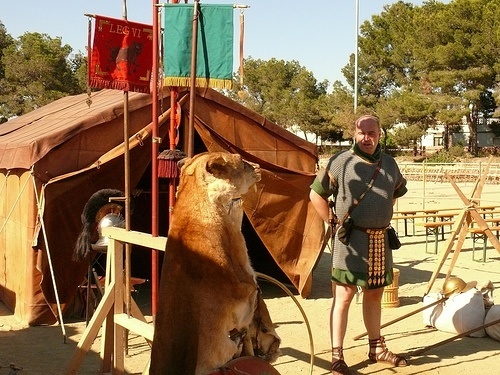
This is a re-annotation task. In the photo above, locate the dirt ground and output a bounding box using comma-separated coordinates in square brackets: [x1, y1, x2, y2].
[1, 178, 499, 375]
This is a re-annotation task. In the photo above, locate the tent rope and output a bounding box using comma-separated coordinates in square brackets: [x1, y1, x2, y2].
[256, 272, 314, 375]
[31, 173, 67, 342]
[0, 170, 10, 196]
[0, 171, 30, 236]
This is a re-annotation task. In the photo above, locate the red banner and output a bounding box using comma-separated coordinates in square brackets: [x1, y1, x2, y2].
[89, 16, 153, 93]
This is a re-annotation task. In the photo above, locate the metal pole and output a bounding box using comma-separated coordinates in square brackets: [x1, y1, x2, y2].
[354, 0, 359, 114]
[151, 0, 160, 318]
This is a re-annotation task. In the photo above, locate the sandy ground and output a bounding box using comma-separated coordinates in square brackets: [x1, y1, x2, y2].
[1, 178, 500, 375]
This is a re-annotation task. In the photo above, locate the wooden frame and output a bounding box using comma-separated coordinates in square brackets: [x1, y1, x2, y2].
[65, 227, 167, 374]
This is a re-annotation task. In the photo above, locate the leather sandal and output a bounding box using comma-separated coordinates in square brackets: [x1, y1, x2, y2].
[368, 336, 408, 367]
[331, 347, 353, 375]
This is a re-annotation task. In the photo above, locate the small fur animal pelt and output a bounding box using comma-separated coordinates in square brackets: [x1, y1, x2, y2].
[73, 189, 124, 261]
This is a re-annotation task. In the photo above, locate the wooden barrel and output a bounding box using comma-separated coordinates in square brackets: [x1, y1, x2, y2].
[382, 268, 400, 308]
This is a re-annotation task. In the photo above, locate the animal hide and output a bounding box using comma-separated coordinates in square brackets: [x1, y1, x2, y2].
[150, 152, 280, 375]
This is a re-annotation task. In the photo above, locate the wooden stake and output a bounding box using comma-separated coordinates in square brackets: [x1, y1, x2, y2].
[408, 317, 500, 357]
[353, 296, 447, 341]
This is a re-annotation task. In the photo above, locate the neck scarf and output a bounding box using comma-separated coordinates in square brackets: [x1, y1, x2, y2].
[352, 143, 382, 163]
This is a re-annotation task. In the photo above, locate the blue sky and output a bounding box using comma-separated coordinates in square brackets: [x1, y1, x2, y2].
[2, 1, 450, 87]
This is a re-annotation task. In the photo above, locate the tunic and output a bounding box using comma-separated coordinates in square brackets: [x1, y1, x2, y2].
[311, 147, 407, 288]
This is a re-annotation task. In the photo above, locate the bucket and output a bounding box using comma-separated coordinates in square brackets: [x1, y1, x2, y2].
[382, 268, 400, 308]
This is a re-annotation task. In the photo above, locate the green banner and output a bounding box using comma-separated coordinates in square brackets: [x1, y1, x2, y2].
[163, 4, 234, 89]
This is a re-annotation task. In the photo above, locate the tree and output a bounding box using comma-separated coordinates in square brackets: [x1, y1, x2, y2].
[343, 1, 422, 107]
[392, 124, 426, 148]
[0, 22, 14, 80]
[312, 81, 353, 145]
[0, 31, 85, 118]
[320, 81, 363, 143]
[70, 51, 88, 93]
[421, 0, 498, 155]
[0, 22, 14, 123]
[341, 0, 500, 154]
[230, 58, 329, 141]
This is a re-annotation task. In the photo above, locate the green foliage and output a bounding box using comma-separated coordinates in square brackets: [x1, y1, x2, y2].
[0, 27, 85, 119]
[320, 81, 357, 139]
[382, 131, 398, 148]
[448, 144, 467, 158]
[0, 22, 14, 80]
[0, 22, 14, 122]
[425, 144, 467, 163]
[488, 120, 500, 136]
[341, 0, 500, 156]
[391, 124, 426, 148]
[425, 149, 456, 163]
[229, 57, 332, 140]
[70, 52, 88, 93]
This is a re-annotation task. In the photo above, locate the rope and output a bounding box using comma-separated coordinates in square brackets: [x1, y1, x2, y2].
[31, 173, 67, 342]
[256, 272, 314, 375]
[0, 170, 9, 196]
[0, 172, 30, 235]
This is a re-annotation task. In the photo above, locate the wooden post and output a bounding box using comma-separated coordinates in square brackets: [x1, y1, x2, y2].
[409, 317, 500, 356]
[187, 0, 200, 157]
[151, 0, 160, 320]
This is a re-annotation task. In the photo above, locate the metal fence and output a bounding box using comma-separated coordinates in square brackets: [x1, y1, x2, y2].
[398, 162, 500, 184]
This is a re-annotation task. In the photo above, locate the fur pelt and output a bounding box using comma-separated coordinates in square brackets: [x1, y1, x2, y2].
[150, 152, 280, 375]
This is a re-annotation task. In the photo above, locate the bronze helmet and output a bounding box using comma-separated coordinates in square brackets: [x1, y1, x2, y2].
[441, 277, 467, 297]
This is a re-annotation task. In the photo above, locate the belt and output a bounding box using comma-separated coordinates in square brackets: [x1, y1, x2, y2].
[353, 224, 388, 233]
[352, 224, 387, 287]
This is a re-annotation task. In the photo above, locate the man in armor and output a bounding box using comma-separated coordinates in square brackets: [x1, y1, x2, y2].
[309, 115, 408, 374]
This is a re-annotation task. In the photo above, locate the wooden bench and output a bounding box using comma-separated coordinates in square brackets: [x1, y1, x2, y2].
[468, 223, 500, 262]
[416, 221, 456, 254]
[393, 205, 498, 217]
[392, 206, 500, 237]
[392, 212, 457, 237]
[477, 208, 500, 219]
[392, 211, 417, 236]
[416, 217, 500, 257]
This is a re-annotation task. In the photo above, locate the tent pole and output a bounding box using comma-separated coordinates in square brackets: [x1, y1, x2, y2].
[123, 92, 131, 318]
[31, 175, 67, 342]
[187, 0, 200, 158]
[121, 1, 133, 357]
[151, 0, 160, 319]
[157, 0, 182, 318]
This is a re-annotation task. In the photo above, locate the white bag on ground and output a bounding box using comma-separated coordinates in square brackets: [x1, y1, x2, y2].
[422, 288, 486, 337]
[422, 292, 444, 327]
[485, 304, 500, 341]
